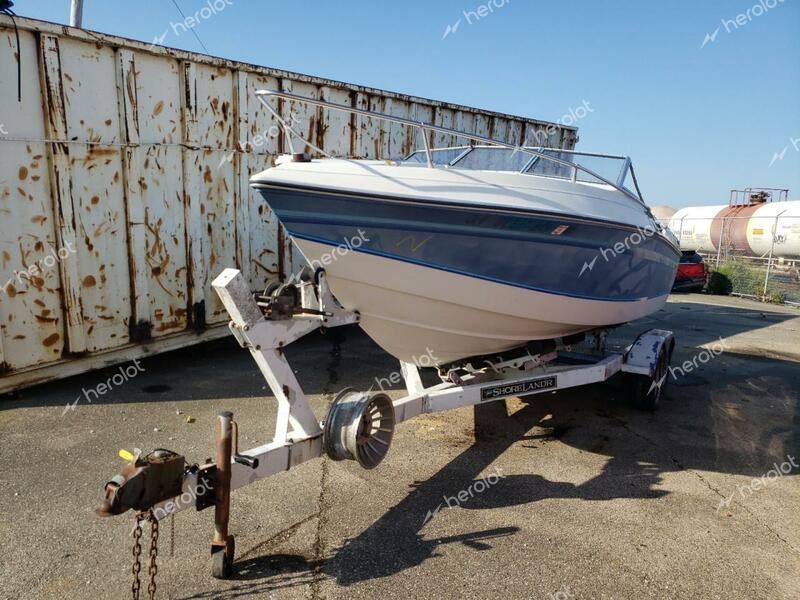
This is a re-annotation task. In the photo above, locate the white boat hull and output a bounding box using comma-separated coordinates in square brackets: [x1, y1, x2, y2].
[298, 239, 668, 365]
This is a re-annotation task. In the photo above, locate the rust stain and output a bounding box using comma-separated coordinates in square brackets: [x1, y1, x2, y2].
[153, 100, 165, 116]
[126, 67, 137, 108]
[90, 195, 99, 205]
[18, 166, 28, 180]
[31, 215, 47, 225]
[105, 119, 112, 126]
[93, 221, 110, 237]
[203, 166, 212, 183]
[35, 315, 58, 324]
[42, 333, 60, 347]
[83, 275, 97, 287]
[89, 147, 116, 157]
[157, 318, 183, 332]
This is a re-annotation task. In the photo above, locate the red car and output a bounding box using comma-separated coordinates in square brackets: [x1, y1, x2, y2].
[672, 250, 708, 292]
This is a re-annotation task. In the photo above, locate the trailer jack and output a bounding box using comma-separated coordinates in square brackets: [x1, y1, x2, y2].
[97, 268, 674, 589]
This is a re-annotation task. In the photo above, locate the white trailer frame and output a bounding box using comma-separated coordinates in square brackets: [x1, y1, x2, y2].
[124, 267, 673, 579]
[210, 268, 671, 490]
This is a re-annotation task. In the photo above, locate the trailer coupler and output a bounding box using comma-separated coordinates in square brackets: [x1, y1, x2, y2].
[96, 448, 186, 517]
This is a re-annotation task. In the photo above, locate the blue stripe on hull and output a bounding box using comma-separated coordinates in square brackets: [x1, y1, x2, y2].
[255, 186, 680, 302]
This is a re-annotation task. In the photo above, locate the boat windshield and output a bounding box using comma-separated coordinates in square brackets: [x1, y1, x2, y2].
[401, 145, 641, 201]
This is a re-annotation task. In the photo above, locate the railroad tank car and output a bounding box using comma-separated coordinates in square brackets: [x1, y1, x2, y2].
[668, 200, 800, 258]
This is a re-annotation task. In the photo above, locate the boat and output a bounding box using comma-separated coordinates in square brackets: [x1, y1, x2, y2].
[250, 90, 681, 366]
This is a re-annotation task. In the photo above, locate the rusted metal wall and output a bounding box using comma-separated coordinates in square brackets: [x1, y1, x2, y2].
[0, 15, 578, 392]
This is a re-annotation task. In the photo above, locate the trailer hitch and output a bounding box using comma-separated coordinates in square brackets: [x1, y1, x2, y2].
[96, 449, 186, 516]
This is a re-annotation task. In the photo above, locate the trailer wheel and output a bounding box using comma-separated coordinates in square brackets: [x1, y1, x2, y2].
[211, 535, 235, 579]
[627, 346, 668, 412]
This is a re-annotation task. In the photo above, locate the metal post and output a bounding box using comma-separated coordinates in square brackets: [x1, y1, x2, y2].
[213, 412, 233, 548]
[763, 211, 786, 299]
[69, 0, 84, 27]
[420, 125, 433, 168]
[715, 217, 724, 269]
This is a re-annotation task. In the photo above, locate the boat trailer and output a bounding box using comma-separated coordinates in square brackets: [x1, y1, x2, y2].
[97, 267, 674, 592]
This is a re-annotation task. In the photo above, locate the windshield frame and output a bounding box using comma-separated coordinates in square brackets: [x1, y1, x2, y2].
[402, 145, 645, 204]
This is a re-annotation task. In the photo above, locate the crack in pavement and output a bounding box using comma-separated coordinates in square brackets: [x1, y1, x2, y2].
[611, 415, 799, 554]
[309, 457, 332, 600]
[309, 332, 343, 599]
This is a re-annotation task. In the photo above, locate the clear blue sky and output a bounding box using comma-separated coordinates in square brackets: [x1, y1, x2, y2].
[13, 0, 800, 208]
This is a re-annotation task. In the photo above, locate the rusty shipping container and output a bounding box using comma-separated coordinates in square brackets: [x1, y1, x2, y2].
[0, 15, 579, 393]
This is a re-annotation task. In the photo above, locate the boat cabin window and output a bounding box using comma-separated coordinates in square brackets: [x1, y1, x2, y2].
[403, 147, 469, 165]
[451, 147, 532, 172]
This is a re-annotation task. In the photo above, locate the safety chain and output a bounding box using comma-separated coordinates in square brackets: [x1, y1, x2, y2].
[148, 516, 159, 599]
[131, 515, 143, 599]
[131, 511, 159, 600]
